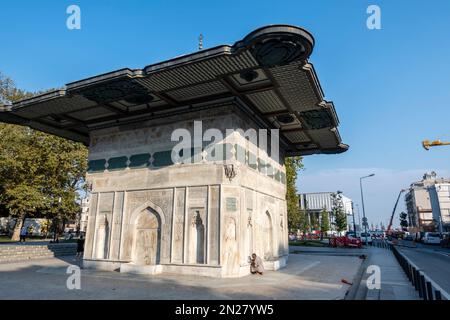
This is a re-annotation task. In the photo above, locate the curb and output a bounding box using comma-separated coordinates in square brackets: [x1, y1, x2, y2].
[345, 253, 371, 300]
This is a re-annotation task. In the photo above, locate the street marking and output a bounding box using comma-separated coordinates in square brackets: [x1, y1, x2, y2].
[434, 252, 450, 258]
[294, 261, 321, 276]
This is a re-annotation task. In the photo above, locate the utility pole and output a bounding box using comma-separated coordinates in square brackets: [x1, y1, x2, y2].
[351, 201, 357, 235]
[355, 204, 361, 231]
[360, 174, 375, 245]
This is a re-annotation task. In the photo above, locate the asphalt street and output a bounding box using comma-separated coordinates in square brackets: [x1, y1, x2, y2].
[396, 242, 450, 294]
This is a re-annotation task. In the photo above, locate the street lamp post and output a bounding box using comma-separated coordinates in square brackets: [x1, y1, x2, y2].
[351, 201, 357, 235]
[360, 174, 375, 245]
[355, 204, 361, 230]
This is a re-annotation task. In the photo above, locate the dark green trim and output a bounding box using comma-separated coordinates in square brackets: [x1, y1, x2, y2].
[129, 153, 150, 168]
[108, 156, 128, 171]
[85, 144, 286, 185]
[153, 150, 174, 167]
[88, 159, 107, 173]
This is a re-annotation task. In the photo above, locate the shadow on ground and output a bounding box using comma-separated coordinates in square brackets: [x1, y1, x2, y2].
[0, 252, 362, 300]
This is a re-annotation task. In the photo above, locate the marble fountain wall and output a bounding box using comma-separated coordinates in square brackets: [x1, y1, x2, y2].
[82, 105, 288, 277]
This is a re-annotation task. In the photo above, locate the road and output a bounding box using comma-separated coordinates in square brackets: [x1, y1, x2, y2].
[396, 242, 450, 294]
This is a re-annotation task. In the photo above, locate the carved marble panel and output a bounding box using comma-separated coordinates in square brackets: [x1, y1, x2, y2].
[171, 188, 185, 264]
[109, 192, 124, 260]
[83, 193, 98, 259]
[208, 186, 220, 265]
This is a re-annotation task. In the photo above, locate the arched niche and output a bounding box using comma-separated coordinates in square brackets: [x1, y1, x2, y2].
[131, 206, 163, 266]
[188, 209, 205, 264]
[263, 210, 274, 260]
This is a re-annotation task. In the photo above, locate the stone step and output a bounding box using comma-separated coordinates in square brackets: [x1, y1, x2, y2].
[0, 248, 76, 254]
[0, 243, 77, 263]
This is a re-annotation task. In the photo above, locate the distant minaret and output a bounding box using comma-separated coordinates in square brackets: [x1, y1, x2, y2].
[198, 34, 204, 51]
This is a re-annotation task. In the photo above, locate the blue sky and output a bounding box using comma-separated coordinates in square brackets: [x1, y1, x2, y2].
[1, 0, 449, 227]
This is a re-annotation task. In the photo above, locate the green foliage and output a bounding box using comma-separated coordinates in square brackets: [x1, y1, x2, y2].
[0, 72, 88, 234]
[0, 72, 35, 104]
[299, 210, 310, 234]
[285, 156, 303, 231]
[320, 208, 330, 232]
[331, 192, 347, 233]
[399, 212, 408, 230]
[310, 213, 319, 231]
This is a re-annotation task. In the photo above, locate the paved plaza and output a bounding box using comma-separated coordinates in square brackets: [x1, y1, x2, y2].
[0, 252, 362, 300]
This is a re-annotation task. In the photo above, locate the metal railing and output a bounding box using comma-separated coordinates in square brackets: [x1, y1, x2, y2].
[392, 245, 449, 300]
[372, 239, 393, 250]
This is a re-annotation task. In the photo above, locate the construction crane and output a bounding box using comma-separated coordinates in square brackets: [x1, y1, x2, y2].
[387, 189, 407, 234]
[422, 139, 450, 150]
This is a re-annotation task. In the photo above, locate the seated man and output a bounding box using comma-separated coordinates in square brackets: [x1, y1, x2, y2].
[250, 253, 264, 275]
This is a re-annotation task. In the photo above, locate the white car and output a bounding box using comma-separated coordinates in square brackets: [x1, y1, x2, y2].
[360, 232, 373, 245]
[423, 232, 441, 244]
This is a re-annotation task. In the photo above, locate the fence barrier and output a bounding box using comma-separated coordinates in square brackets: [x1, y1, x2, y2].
[391, 244, 449, 300]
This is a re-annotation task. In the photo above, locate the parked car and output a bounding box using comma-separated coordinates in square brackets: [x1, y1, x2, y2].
[423, 232, 441, 244]
[404, 235, 414, 241]
[360, 232, 372, 245]
[345, 231, 361, 239]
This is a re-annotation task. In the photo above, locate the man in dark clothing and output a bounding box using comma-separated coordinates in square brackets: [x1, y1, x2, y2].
[19, 226, 27, 243]
[76, 235, 85, 260]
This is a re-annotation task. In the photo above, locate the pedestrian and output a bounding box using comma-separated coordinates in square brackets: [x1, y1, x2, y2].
[19, 226, 27, 243]
[250, 253, 264, 275]
[76, 235, 85, 260]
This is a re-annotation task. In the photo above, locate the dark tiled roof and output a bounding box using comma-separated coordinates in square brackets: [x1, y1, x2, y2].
[0, 25, 348, 156]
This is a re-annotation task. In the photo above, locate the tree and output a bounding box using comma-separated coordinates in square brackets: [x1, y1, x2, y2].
[399, 212, 408, 231]
[331, 192, 347, 234]
[285, 156, 303, 231]
[299, 209, 310, 236]
[320, 208, 330, 234]
[0, 72, 88, 240]
[335, 210, 348, 234]
[310, 213, 319, 231]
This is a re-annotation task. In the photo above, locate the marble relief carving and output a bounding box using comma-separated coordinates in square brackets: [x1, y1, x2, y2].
[188, 210, 205, 264]
[132, 208, 161, 266]
[95, 215, 110, 260]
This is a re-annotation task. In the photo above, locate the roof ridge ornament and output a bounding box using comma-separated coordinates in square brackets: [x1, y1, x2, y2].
[198, 34, 204, 51]
[232, 25, 315, 67]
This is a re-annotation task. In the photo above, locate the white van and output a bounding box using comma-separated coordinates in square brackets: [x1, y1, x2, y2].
[423, 232, 441, 244]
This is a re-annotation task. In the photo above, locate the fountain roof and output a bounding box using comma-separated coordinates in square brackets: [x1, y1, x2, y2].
[0, 25, 348, 156]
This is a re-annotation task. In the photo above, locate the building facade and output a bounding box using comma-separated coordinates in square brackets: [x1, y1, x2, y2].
[80, 197, 90, 233]
[405, 172, 450, 233]
[429, 183, 450, 233]
[298, 192, 353, 233]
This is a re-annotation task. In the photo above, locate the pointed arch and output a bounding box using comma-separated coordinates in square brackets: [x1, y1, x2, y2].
[130, 201, 165, 266]
[129, 200, 166, 226]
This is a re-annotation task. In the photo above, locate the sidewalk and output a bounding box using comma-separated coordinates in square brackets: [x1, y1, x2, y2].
[0, 253, 362, 300]
[354, 247, 419, 300]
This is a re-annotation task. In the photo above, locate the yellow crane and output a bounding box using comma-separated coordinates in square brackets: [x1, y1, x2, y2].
[422, 139, 450, 150]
